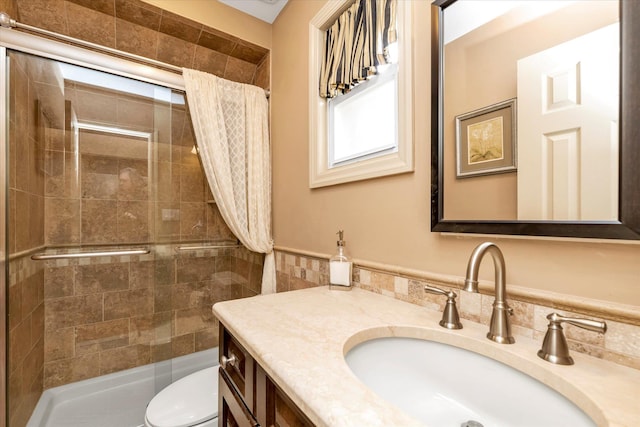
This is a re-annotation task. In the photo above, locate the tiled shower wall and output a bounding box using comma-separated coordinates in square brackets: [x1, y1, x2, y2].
[4, 1, 270, 425]
[12, 0, 270, 90]
[42, 245, 263, 389]
[44, 77, 237, 246]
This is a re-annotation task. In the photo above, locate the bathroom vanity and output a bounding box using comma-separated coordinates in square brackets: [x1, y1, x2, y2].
[218, 325, 313, 426]
[213, 287, 640, 426]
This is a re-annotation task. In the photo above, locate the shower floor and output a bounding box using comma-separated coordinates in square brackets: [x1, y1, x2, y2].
[28, 349, 218, 427]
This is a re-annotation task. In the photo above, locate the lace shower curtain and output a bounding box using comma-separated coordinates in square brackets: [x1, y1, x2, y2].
[182, 68, 276, 294]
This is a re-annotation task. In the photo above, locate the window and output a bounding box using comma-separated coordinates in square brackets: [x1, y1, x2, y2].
[329, 63, 398, 168]
[309, 0, 413, 188]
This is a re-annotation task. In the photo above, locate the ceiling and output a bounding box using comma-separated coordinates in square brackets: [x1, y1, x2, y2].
[218, 0, 289, 24]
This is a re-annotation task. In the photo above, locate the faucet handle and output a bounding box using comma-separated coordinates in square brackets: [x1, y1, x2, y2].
[537, 312, 607, 365]
[424, 285, 463, 330]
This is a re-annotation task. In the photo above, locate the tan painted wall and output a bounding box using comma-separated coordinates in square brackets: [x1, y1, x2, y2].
[140, 0, 272, 49]
[271, 0, 640, 306]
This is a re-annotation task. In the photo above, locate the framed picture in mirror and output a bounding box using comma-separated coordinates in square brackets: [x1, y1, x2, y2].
[455, 98, 516, 178]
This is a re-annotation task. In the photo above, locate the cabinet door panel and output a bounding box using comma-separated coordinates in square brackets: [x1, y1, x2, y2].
[219, 369, 258, 427]
[220, 325, 255, 409]
[257, 365, 314, 427]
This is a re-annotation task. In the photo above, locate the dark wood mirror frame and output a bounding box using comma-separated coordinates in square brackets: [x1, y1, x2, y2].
[431, 0, 640, 240]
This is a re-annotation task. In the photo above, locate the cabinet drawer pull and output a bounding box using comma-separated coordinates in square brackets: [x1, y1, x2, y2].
[221, 353, 237, 369]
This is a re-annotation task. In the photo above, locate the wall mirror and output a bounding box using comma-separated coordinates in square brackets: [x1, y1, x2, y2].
[431, 0, 640, 240]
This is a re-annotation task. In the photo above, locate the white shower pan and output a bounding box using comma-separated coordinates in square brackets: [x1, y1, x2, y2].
[28, 348, 218, 427]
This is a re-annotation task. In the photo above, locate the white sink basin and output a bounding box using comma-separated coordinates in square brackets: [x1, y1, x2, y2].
[345, 337, 595, 427]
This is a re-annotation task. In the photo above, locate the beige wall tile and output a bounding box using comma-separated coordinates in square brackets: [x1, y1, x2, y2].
[21, 337, 44, 392]
[75, 263, 129, 295]
[254, 54, 270, 90]
[45, 294, 103, 330]
[9, 317, 32, 373]
[68, 0, 115, 16]
[66, 2, 116, 47]
[156, 33, 196, 67]
[152, 342, 172, 363]
[509, 300, 534, 328]
[116, 98, 155, 130]
[115, 0, 162, 31]
[175, 307, 215, 336]
[172, 282, 206, 310]
[76, 319, 130, 355]
[155, 165, 180, 203]
[369, 271, 395, 293]
[44, 266, 74, 299]
[116, 201, 152, 242]
[15, 0, 68, 38]
[171, 333, 195, 357]
[159, 11, 201, 43]
[180, 163, 205, 202]
[177, 256, 215, 283]
[81, 173, 118, 200]
[81, 199, 118, 244]
[99, 344, 151, 375]
[8, 282, 22, 331]
[44, 327, 75, 361]
[30, 304, 45, 348]
[7, 368, 22, 418]
[195, 328, 218, 352]
[14, 191, 31, 252]
[0, 0, 18, 17]
[115, 18, 159, 59]
[129, 311, 171, 345]
[104, 288, 153, 321]
[180, 202, 206, 240]
[193, 46, 228, 76]
[223, 57, 256, 84]
[605, 321, 640, 357]
[44, 354, 101, 389]
[130, 260, 155, 289]
[72, 89, 118, 124]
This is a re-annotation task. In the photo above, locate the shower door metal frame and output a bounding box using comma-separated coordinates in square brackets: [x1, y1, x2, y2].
[0, 45, 8, 427]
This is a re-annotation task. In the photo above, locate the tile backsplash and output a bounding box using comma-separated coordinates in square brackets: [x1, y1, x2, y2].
[274, 248, 640, 371]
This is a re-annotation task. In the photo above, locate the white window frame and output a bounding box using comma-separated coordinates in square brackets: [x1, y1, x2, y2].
[308, 0, 413, 188]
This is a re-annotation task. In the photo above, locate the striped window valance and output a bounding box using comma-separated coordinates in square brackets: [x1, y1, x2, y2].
[319, 0, 397, 99]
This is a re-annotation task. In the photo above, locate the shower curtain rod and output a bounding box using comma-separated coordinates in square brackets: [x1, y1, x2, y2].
[0, 11, 270, 98]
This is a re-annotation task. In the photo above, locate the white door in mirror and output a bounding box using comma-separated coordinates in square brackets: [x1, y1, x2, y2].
[517, 23, 619, 221]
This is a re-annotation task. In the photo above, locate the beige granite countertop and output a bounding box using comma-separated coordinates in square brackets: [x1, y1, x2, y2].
[212, 287, 640, 427]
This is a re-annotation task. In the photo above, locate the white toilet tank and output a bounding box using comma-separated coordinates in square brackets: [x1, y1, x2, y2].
[144, 366, 218, 427]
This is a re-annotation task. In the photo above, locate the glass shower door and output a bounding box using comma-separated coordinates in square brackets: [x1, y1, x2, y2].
[4, 50, 177, 427]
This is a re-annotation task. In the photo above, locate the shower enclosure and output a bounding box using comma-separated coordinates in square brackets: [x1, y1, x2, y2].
[2, 33, 264, 427]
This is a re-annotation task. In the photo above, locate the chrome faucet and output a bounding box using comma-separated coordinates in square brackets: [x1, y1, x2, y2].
[463, 242, 515, 344]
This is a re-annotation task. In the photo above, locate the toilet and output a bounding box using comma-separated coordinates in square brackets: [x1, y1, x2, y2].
[144, 366, 218, 427]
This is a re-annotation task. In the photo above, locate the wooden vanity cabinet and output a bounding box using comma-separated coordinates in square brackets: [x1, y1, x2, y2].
[219, 325, 314, 427]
